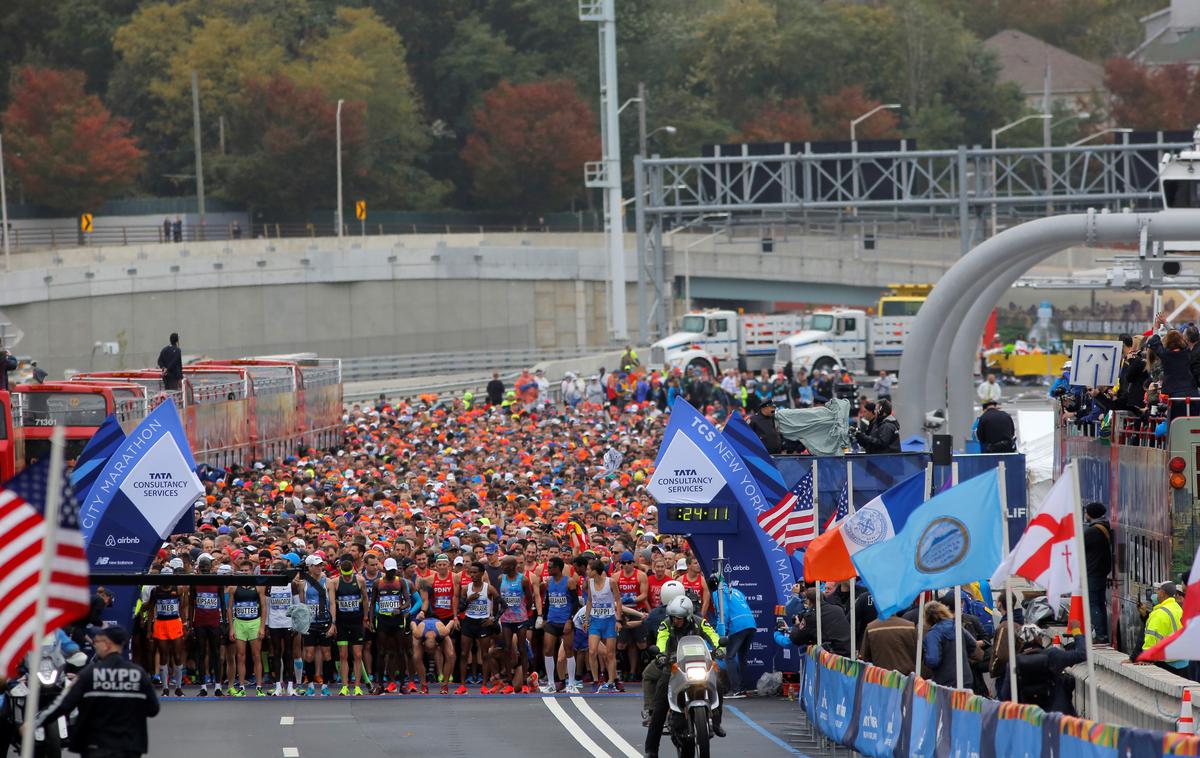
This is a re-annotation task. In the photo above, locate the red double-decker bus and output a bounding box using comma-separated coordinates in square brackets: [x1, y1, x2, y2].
[14, 383, 118, 464]
[0, 390, 25, 481]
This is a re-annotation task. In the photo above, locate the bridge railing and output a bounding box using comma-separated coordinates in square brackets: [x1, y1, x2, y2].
[339, 347, 610, 383]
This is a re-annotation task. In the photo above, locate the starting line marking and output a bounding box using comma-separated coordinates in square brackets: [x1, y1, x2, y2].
[569, 697, 641, 758]
[542, 696, 611, 758]
[280, 716, 294, 726]
[282, 749, 300, 757]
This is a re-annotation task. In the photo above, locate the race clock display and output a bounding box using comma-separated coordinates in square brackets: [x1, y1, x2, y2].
[660, 505, 739, 534]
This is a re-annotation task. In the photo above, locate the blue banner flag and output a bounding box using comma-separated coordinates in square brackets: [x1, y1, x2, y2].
[70, 414, 126, 501]
[81, 401, 202, 571]
[648, 398, 797, 603]
[851, 469, 1004, 619]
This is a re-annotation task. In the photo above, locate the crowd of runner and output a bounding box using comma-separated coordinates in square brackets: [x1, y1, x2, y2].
[126, 366, 757, 699]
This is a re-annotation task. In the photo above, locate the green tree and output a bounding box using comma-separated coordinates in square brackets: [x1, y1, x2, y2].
[692, 0, 783, 122]
[294, 7, 447, 207]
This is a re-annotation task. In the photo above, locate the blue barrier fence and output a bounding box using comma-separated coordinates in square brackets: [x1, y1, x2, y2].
[801, 646, 1200, 757]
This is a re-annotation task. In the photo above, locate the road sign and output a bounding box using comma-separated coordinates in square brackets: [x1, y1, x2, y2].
[80, 213, 93, 233]
[355, 201, 366, 221]
[1069, 339, 1122, 388]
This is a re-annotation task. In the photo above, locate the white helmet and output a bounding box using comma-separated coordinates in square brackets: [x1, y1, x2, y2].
[666, 596, 694, 619]
[660, 580, 686, 608]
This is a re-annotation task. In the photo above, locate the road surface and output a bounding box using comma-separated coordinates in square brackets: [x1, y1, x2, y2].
[149, 690, 807, 758]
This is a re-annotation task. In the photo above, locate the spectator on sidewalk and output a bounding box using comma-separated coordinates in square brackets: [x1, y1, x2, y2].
[977, 373, 1002, 405]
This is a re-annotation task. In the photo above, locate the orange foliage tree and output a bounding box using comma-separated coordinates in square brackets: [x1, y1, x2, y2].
[3, 66, 143, 212]
[461, 79, 600, 211]
[1104, 58, 1200, 130]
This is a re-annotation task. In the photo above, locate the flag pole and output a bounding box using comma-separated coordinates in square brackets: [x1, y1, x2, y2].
[20, 425, 67, 758]
[916, 462, 932, 676]
[1069, 460, 1100, 716]
[998, 460, 1018, 702]
[952, 461, 964, 690]
[847, 458, 857, 659]
[813, 459, 822, 649]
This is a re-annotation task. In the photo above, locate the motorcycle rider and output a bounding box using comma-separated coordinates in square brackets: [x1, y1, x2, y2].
[644, 596, 725, 758]
[37, 625, 160, 758]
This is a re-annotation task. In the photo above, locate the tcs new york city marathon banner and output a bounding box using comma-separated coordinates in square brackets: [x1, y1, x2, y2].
[81, 401, 202, 571]
[79, 402, 203, 623]
[648, 399, 797, 685]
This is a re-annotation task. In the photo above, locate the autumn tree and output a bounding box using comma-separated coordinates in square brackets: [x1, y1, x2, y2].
[461, 79, 599, 211]
[1104, 59, 1200, 131]
[215, 75, 366, 216]
[735, 100, 815, 143]
[816, 86, 902, 140]
[3, 66, 143, 213]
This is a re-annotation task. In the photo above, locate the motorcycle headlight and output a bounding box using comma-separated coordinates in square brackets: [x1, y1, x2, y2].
[684, 662, 708, 683]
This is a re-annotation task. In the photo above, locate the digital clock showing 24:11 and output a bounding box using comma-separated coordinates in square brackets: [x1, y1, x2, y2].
[666, 506, 732, 521]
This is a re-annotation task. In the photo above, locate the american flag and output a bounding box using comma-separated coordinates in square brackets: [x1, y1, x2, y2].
[757, 471, 817, 554]
[0, 462, 92, 678]
[823, 482, 850, 531]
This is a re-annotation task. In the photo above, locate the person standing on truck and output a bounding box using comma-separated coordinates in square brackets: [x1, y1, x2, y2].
[620, 346, 639, 372]
[1084, 502, 1113, 644]
[157, 332, 183, 391]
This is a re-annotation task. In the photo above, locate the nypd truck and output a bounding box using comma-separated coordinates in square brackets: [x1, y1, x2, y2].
[648, 310, 805, 376]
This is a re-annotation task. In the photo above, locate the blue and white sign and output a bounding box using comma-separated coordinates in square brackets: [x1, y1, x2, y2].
[1069, 339, 1122, 388]
[81, 401, 202, 571]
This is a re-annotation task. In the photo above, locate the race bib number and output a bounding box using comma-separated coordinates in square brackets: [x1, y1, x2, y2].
[591, 604, 614, 618]
[195, 594, 219, 610]
[620, 593, 636, 604]
[336, 597, 361, 613]
[549, 595, 568, 609]
[502, 592, 522, 608]
[269, 594, 290, 611]
[157, 599, 180, 616]
[435, 594, 451, 609]
[379, 596, 402, 614]
[233, 602, 258, 620]
[467, 598, 489, 616]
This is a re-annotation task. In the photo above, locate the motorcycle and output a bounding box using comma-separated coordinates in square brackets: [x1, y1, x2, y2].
[0, 636, 87, 758]
[663, 635, 723, 758]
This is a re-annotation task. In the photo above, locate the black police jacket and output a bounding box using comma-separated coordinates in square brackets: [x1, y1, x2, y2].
[40, 652, 159, 755]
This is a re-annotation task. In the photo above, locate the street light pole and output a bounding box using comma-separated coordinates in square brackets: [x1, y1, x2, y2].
[335, 99, 344, 238]
[0, 132, 9, 272]
[849, 104, 901, 215]
[1070, 127, 1133, 147]
[638, 82, 648, 161]
[990, 113, 1051, 236]
[190, 70, 206, 240]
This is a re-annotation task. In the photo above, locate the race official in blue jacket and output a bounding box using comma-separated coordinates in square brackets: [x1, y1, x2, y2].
[708, 574, 757, 696]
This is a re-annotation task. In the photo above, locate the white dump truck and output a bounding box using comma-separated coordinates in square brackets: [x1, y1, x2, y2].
[648, 310, 805, 375]
[773, 286, 930, 374]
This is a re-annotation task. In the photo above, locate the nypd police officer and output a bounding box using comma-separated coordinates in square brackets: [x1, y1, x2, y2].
[38, 626, 159, 758]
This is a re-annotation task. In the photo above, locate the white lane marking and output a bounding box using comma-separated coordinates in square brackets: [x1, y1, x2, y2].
[280, 716, 294, 726]
[282, 749, 299, 757]
[541, 696, 612, 758]
[570, 697, 642, 758]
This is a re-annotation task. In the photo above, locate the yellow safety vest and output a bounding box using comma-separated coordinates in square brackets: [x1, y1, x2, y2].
[1144, 597, 1184, 663]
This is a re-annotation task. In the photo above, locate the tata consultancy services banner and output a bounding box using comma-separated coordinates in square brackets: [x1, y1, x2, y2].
[80, 401, 202, 571]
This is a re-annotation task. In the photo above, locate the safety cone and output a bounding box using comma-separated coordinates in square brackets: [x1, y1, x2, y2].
[1052, 634, 1061, 646]
[1179, 690, 1195, 735]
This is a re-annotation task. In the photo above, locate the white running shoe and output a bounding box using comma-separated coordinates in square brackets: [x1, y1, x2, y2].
[565, 683, 581, 694]
[273, 682, 282, 697]
[539, 683, 557, 694]
[287, 682, 295, 696]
